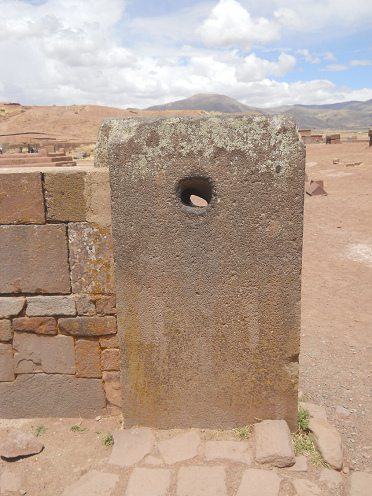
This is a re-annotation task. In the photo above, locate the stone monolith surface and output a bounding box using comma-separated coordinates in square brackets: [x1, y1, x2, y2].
[97, 114, 305, 430]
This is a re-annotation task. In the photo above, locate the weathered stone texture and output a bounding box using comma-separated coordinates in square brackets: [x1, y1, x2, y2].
[104, 114, 305, 429]
[103, 371, 122, 409]
[236, 469, 281, 496]
[58, 316, 117, 336]
[101, 348, 120, 370]
[205, 441, 251, 464]
[0, 297, 25, 318]
[26, 296, 76, 316]
[0, 320, 12, 341]
[84, 168, 113, 228]
[100, 334, 119, 348]
[13, 332, 75, 374]
[158, 431, 200, 464]
[0, 343, 14, 381]
[13, 317, 57, 335]
[96, 295, 116, 315]
[126, 468, 171, 496]
[0, 431, 44, 458]
[75, 339, 101, 378]
[0, 373, 106, 417]
[74, 295, 96, 316]
[0, 172, 45, 224]
[43, 170, 87, 221]
[177, 466, 227, 496]
[68, 222, 115, 294]
[308, 417, 343, 470]
[0, 225, 70, 294]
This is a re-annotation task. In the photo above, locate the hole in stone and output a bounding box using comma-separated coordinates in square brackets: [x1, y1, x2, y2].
[179, 178, 212, 208]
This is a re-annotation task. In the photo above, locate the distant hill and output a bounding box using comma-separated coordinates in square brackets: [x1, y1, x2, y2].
[146, 93, 263, 114]
[146, 94, 372, 130]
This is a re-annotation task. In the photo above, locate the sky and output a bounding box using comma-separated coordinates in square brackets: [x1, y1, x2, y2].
[0, 0, 371, 109]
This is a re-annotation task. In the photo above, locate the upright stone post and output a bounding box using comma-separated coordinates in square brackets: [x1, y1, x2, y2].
[96, 114, 305, 431]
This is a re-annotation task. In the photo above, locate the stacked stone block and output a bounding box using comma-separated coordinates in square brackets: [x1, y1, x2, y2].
[0, 168, 121, 417]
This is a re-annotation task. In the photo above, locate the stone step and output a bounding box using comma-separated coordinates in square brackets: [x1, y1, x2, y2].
[0, 156, 72, 165]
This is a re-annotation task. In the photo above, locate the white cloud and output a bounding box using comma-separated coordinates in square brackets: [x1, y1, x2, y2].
[350, 59, 372, 66]
[295, 49, 320, 64]
[197, 0, 281, 50]
[236, 53, 296, 81]
[321, 64, 349, 71]
[322, 52, 337, 61]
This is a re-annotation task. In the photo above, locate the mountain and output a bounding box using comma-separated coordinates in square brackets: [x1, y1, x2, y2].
[147, 94, 372, 130]
[146, 93, 263, 114]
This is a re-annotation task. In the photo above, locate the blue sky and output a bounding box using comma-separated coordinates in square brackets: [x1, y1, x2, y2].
[0, 0, 371, 108]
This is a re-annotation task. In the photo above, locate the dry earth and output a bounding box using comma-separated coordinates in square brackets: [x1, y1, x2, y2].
[0, 141, 371, 495]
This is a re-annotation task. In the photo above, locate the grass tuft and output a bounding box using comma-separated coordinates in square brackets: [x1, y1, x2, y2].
[32, 425, 47, 437]
[233, 425, 252, 440]
[102, 433, 114, 448]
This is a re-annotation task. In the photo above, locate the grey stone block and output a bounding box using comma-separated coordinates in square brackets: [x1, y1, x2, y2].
[0, 297, 25, 318]
[0, 374, 106, 418]
[26, 296, 76, 316]
[0, 344, 14, 381]
[0, 320, 13, 341]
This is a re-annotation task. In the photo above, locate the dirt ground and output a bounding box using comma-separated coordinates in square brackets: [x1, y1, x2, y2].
[0, 141, 371, 495]
[300, 142, 372, 472]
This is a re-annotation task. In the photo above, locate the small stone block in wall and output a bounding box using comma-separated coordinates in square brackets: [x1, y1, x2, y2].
[13, 333, 75, 374]
[0, 298, 26, 318]
[74, 295, 96, 316]
[43, 170, 87, 222]
[0, 320, 13, 342]
[0, 172, 45, 225]
[12, 317, 57, 335]
[95, 295, 116, 315]
[101, 348, 119, 371]
[68, 223, 115, 294]
[58, 316, 116, 337]
[0, 225, 70, 294]
[99, 334, 119, 348]
[75, 340, 101, 378]
[26, 296, 76, 317]
[0, 344, 15, 381]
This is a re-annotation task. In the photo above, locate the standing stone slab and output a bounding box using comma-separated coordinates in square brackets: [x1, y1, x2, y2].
[0, 172, 45, 224]
[0, 225, 70, 294]
[103, 115, 305, 429]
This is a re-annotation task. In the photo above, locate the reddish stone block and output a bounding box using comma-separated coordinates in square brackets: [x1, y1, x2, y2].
[306, 183, 327, 196]
[68, 223, 115, 294]
[99, 334, 119, 349]
[43, 171, 87, 222]
[75, 340, 101, 378]
[310, 179, 324, 188]
[0, 225, 70, 294]
[12, 317, 57, 335]
[58, 316, 117, 336]
[13, 333, 75, 374]
[95, 295, 117, 315]
[102, 349, 120, 371]
[0, 172, 45, 224]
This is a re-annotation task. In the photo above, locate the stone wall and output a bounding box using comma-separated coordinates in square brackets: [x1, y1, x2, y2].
[0, 167, 121, 418]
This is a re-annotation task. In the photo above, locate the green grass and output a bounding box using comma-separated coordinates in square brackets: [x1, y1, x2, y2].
[292, 404, 329, 467]
[101, 433, 114, 448]
[70, 425, 88, 433]
[32, 425, 47, 437]
[233, 425, 252, 440]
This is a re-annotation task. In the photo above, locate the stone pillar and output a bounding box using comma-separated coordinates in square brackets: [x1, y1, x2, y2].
[98, 114, 305, 430]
